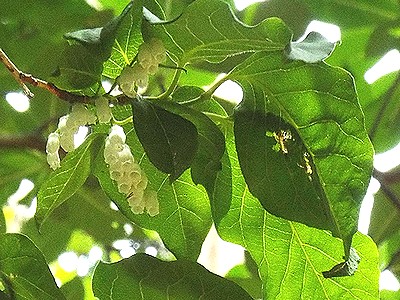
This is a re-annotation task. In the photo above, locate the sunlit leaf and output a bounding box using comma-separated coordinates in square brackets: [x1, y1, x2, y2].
[230, 51, 374, 255]
[0, 233, 66, 300]
[103, 0, 144, 78]
[145, 0, 292, 65]
[215, 134, 379, 299]
[92, 253, 252, 299]
[36, 133, 104, 229]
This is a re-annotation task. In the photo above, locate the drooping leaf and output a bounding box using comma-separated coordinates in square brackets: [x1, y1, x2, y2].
[35, 133, 104, 229]
[144, 0, 292, 65]
[102, 0, 144, 78]
[0, 233, 66, 300]
[287, 31, 336, 63]
[92, 253, 252, 299]
[132, 100, 198, 181]
[214, 133, 379, 299]
[154, 100, 225, 191]
[230, 51, 374, 256]
[93, 113, 211, 260]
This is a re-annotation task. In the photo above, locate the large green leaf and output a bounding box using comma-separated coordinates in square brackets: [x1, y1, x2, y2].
[230, 51, 374, 255]
[132, 100, 199, 181]
[102, 0, 144, 78]
[35, 133, 104, 229]
[93, 111, 212, 260]
[215, 133, 379, 299]
[145, 0, 292, 65]
[0, 233, 66, 300]
[92, 253, 252, 299]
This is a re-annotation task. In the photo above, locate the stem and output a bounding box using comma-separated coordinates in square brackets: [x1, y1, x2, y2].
[181, 74, 229, 106]
[369, 73, 400, 139]
[154, 67, 183, 100]
[0, 134, 46, 152]
[112, 116, 133, 126]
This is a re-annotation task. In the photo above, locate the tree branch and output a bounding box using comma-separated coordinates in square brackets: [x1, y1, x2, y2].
[0, 48, 134, 105]
[0, 134, 46, 152]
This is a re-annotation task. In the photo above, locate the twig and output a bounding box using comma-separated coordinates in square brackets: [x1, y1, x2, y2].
[374, 168, 400, 211]
[0, 48, 91, 104]
[0, 134, 46, 152]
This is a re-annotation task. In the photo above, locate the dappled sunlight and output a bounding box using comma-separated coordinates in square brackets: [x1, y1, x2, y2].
[374, 141, 400, 172]
[364, 50, 400, 84]
[4, 179, 36, 233]
[234, 0, 267, 11]
[358, 178, 380, 234]
[198, 225, 245, 277]
[380, 270, 400, 291]
[5, 91, 30, 112]
[303, 20, 341, 43]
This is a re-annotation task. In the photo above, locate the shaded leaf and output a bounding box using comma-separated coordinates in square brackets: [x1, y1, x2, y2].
[132, 100, 198, 181]
[287, 31, 336, 63]
[92, 253, 252, 299]
[155, 101, 225, 191]
[215, 133, 379, 299]
[145, 0, 292, 65]
[35, 133, 104, 229]
[0, 233, 65, 300]
[51, 44, 103, 91]
[230, 51, 374, 255]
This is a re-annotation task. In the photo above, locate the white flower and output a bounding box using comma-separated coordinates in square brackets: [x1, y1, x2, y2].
[144, 189, 159, 217]
[103, 125, 158, 216]
[95, 96, 112, 123]
[47, 152, 60, 170]
[46, 132, 60, 154]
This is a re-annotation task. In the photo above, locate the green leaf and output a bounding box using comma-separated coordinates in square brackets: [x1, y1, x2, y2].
[93, 116, 211, 260]
[322, 247, 361, 278]
[92, 253, 252, 299]
[35, 133, 104, 229]
[132, 100, 198, 181]
[51, 44, 103, 91]
[230, 51, 374, 255]
[145, 0, 292, 65]
[302, 0, 399, 27]
[287, 31, 336, 63]
[103, 0, 144, 78]
[381, 290, 400, 300]
[154, 100, 225, 191]
[0, 233, 66, 300]
[215, 134, 379, 299]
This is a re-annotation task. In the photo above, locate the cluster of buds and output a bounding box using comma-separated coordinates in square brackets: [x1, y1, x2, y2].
[46, 97, 112, 169]
[104, 125, 159, 216]
[117, 38, 166, 98]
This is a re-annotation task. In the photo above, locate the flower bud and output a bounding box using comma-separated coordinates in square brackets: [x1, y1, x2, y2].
[46, 132, 60, 154]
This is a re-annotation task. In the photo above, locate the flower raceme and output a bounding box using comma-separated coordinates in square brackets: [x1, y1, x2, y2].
[117, 38, 166, 97]
[46, 97, 112, 168]
[104, 125, 159, 216]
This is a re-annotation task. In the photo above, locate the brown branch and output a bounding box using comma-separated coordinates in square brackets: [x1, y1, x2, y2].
[374, 169, 400, 211]
[0, 48, 103, 104]
[0, 134, 46, 152]
[0, 48, 141, 106]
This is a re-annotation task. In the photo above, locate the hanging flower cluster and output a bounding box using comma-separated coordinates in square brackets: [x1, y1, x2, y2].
[104, 125, 159, 216]
[46, 98, 112, 170]
[117, 38, 166, 97]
